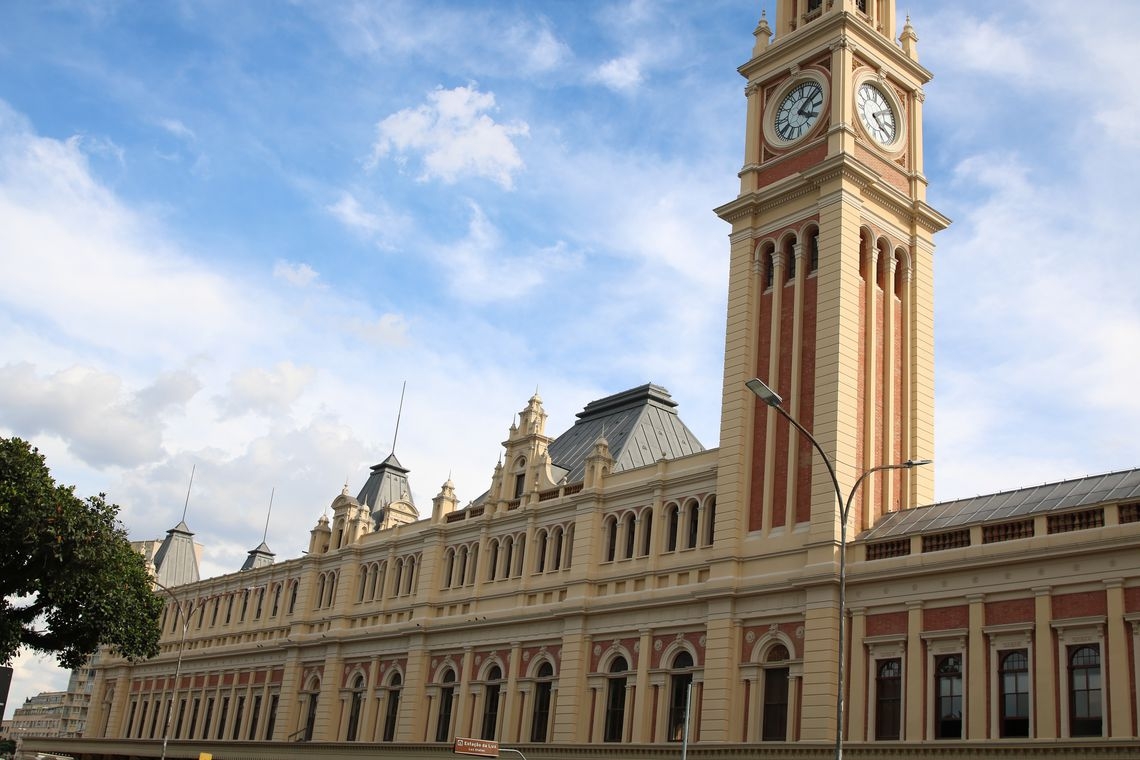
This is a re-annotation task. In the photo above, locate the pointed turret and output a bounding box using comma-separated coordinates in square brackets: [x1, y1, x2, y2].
[241, 541, 275, 571]
[152, 520, 200, 588]
[357, 453, 418, 529]
[431, 478, 459, 522]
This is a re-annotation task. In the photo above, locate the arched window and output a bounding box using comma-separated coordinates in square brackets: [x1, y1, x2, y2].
[391, 560, 403, 598]
[358, 566, 369, 602]
[382, 672, 402, 742]
[481, 665, 503, 740]
[487, 540, 499, 581]
[999, 650, 1029, 738]
[875, 658, 901, 740]
[436, 669, 456, 742]
[536, 530, 548, 573]
[809, 230, 820, 272]
[762, 645, 790, 741]
[371, 563, 384, 601]
[404, 556, 416, 595]
[270, 584, 281, 617]
[302, 680, 319, 742]
[551, 527, 564, 570]
[1069, 646, 1101, 737]
[604, 657, 628, 742]
[457, 546, 469, 586]
[346, 674, 365, 741]
[514, 536, 525, 576]
[667, 651, 694, 742]
[443, 550, 455, 589]
[604, 518, 617, 562]
[287, 582, 298, 615]
[685, 500, 699, 549]
[641, 510, 653, 556]
[622, 513, 636, 559]
[502, 537, 514, 579]
[666, 504, 680, 552]
[239, 589, 249, 620]
[531, 662, 554, 742]
[934, 654, 963, 739]
[786, 241, 797, 281]
[703, 497, 716, 545]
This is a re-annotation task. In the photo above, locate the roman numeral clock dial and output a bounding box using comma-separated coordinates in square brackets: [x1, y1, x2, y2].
[856, 82, 899, 146]
[773, 79, 824, 143]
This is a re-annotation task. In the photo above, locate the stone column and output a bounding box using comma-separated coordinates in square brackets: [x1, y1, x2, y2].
[1105, 579, 1129, 738]
[1033, 587, 1057, 738]
[904, 601, 923, 740]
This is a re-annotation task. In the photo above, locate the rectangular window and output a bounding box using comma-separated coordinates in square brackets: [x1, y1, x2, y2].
[248, 694, 262, 740]
[934, 654, 963, 739]
[999, 649, 1029, 738]
[265, 694, 279, 740]
[875, 658, 902, 740]
[1069, 645, 1102, 737]
[216, 697, 229, 740]
[232, 696, 246, 740]
[202, 697, 214, 739]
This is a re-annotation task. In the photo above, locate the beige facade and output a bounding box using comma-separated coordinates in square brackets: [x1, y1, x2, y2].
[38, 2, 1140, 758]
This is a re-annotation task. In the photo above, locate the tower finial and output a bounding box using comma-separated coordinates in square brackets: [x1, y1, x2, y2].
[181, 463, 195, 523]
[391, 380, 407, 454]
[261, 487, 274, 543]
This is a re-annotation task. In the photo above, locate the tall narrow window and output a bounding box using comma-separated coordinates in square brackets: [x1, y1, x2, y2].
[288, 581, 298, 614]
[436, 669, 456, 742]
[552, 527, 564, 570]
[126, 701, 137, 738]
[536, 531, 548, 572]
[248, 694, 262, 740]
[762, 646, 790, 741]
[623, 514, 636, 559]
[604, 518, 617, 562]
[502, 537, 514, 579]
[703, 498, 716, 545]
[875, 658, 901, 740]
[641, 511, 653, 556]
[271, 584, 281, 616]
[934, 654, 963, 739]
[216, 696, 229, 740]
[481, 666, 503, 740]
[686, 501, 699, 549]
[810, 233, 820, 272]
[346, 675, 365, 741]
[999, 650, 1029, 738]
[487, 541, 499, 581]
[232, 695, 245, 740]
[666, 505, 679, 552]
[1069, 646, 1102, 737]
[175, 698, 186, 738]
[531, 662, 554, 742]
[604, 657, 628, 743]
[264, 694, 278, 740]
[201, 698, 214, 739]
[667, 651, 694, 742]
[383, 673, 402, 742]
[302, 692, 317, 742]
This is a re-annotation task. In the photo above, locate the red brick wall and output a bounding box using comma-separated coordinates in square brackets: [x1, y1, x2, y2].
[1052, 590, 1106, 618]
[923, 605, 967, 631]
[865, 611, 906, 637]
[985, 598, 1034, 626]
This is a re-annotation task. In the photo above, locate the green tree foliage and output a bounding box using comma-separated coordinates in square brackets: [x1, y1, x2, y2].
[0, 437, 162, 669]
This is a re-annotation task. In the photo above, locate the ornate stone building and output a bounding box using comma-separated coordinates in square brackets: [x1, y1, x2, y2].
[42, 1, 1140, 758]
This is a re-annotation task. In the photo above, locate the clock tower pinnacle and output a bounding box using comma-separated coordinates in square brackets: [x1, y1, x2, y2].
[713, 0, 949, 741]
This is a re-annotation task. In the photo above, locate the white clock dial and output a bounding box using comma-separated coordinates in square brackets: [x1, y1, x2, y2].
[856, 82, 898, 145]
[774, 80, 825, 142]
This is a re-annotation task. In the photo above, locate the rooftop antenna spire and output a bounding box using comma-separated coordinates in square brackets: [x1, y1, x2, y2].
[391, 380, 407, 454]
[261, 487, 275, 543]
[181, 464, 196, 523]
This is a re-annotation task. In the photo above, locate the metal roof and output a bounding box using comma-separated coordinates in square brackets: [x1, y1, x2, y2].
[240, 541, 275, 571]
[153, 520, 201, 587]
[860, 467, 1140, 541]
[546, 383, 705, 483]
[357, 452, 415, 525]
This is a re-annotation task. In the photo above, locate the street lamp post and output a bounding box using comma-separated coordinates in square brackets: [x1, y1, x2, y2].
[746, 378, 930, 760]
[152, 582, 263, 760]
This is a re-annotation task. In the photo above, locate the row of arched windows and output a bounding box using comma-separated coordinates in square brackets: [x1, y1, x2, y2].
[353, 554, 422, 604]
[429, 657, 558, 744]
[603, 496, 716, 562]
[759, 226, 820, 289]
[160, 580, 300, 641]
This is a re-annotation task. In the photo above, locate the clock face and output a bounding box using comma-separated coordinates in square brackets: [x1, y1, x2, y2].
[774, 80, 825, 142]
[856, 82, 898, 145]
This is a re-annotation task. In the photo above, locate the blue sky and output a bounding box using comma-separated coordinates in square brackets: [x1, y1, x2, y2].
[3, 0, 1139, 720]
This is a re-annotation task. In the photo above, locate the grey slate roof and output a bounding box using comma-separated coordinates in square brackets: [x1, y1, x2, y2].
[547, 383, 705, 483]
[241, 541, 275, 571]
[860, 467, 1140, 541]
[357, 453, 414, 517]
[153, 520, 201, 588]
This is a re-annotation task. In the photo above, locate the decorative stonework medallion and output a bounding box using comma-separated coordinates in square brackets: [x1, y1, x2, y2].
[795, 626, 805, 640]
[698, 635, 707, 648]
[745, 631, 756, 644]
[654, 640, 663, 652]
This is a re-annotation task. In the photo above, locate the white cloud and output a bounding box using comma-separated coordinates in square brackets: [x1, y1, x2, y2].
[273, 260, 320, 287]
[368, 85, 528, 189]
[349, 313, 409, 347]
[0, 364, 174, 468]
[218, 361, 317, 418]
[592, 56, 643, 92]
[159, 118, 197, 143]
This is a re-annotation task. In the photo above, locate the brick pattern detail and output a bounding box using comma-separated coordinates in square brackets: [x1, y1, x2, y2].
[985, 598, 1034, 626]
[923, 605, 967, 631]
[1125, 587, 1140, 613]
[1052, 590, 1107, 619]
[590, 636, 639, 672]
[866, 611, 907, 637]
[651, 632, 704, 668]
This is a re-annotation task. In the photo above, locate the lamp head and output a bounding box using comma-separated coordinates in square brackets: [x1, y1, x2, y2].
[903, 458, 933, 468]
[745, 377, 783, 407]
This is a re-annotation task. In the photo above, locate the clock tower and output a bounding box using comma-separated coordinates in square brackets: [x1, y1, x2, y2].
[714, 0, 948, 740]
